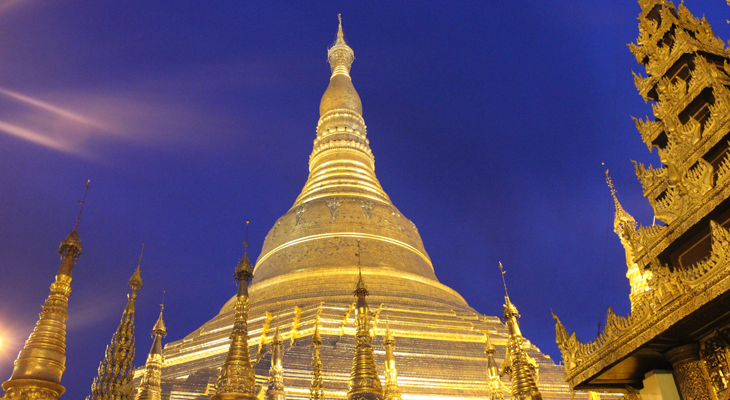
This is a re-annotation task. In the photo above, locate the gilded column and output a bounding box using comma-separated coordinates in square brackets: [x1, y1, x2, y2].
[135, 301, 167, 400]
[87, 257, 144, 400]
[381, 322, 402, 400]
[265, 326, 286, 400]
[310, 322, 324, 400]
[665, 343, 718, 400]
[347, 241, 384, 400]
[210, 245, 257, 400]
[485, 331, 503, 400]
[1, 225, 82, 400]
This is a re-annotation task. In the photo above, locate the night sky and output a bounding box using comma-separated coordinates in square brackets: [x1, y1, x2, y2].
[1, 1, 729, 398]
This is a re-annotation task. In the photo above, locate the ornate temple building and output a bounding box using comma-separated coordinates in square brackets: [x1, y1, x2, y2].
[144, 17, 577, 400]
[554, 1, 730, 399]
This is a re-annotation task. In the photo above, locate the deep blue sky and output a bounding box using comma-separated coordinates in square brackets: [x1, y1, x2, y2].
[1, 1, 729, 398]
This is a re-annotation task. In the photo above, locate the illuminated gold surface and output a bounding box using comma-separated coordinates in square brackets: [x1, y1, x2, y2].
[157, 18, 581, 400]
[1, 227, 81, 400]
[87, 261, 143, 400]
[136, 303, 167, 400]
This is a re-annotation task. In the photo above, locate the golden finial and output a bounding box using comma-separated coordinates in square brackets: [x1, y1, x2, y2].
[328, 14, 355, 77]
[348, 240, 383, 400]
[499, 262, 509, 298]
[310, 320, 324, 400]
[136, 291, 166, 400]
[605, 169, 637, 237]
[212, 232, 257, 400]
[354, 240, 368, 297]
[382, 316, 401, 400]
[74, 180, 91, 231]
[128, 244, 144, 292]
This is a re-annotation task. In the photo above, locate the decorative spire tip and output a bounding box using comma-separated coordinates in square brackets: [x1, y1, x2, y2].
[74, 179, 91, 231]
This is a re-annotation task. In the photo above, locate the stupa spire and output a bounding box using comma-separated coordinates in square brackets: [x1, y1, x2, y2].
[295, 16, 390, 205]
[485, 329, 503, 400]
[498, 263, 542, 400]
[211, 228, 257, 400]
[347, 240, 384, 400]
[381, 320, 402, 400]
[265, 324, 286, 400]
[88, 245, 144, 400]
[1, 183, 88, 400]
[136, 292, 167, 400]
[310, 321, 324, 400]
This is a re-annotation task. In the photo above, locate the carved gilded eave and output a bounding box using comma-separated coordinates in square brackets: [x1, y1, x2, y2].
[554, 221, 730, 389]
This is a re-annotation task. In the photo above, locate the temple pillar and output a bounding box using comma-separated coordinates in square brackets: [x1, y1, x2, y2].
[665, 343, 718, 400]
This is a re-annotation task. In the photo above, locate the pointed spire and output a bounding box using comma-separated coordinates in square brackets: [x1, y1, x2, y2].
[1, 183, 88, 400]
[296, 16, 389, 205]
[606, 170, 650, 311]
[88, 252, 144, 400]
[327, 14, 355, 78]
[348, 241, 384, 400]
[381, 320, 402, 400]
[310, 321, 324, 400]
[606, 170, 637, 243]
[484, 328, 503, 400]
[497, 263, 542, 400]
[211, 231, 257, 400]
[265, 323, 286, 400]
[136, 292, 167, 400]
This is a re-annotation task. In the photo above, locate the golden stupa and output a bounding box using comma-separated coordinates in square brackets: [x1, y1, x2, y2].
[151, 17, 576, 400]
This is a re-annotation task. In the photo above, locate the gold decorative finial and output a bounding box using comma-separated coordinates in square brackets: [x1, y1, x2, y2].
[484, 325, 503, 400]
[499, 262, 509, 298]
[136, 292, 167, 400]
[605, 169, 648, 311]
[88, 264, 142, 400]
[244, 220, 250, 255]
[265, 322, 286, 400]
[211, 240, 257, 400]
[310, 321, 324, 400]
[382, 317, 402, 400]
[75, 180, 91, 231]
[348, 239, 383, 400]
[498, 264, 542, 400]
[2, 197, 87, 400]
[128, 244, 145, 293]
[327, 14, 355, 77]
[354, 239, 368, 297]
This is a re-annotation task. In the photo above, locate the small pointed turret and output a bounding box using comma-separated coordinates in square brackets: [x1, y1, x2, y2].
[2, 182, 89, 400]
[381, 321, 402, 400]
[135, 292, 168, 400]
[265, 325, 286, 400]
[211, 222, 257, 400]
[347, 240, 384, 400]
[88, 246, 144, 400]
[485, 330, 503, 400]
[310, 322, 324, 400]
[498, 263, 541, 400]
[606, 171, 650, 311]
